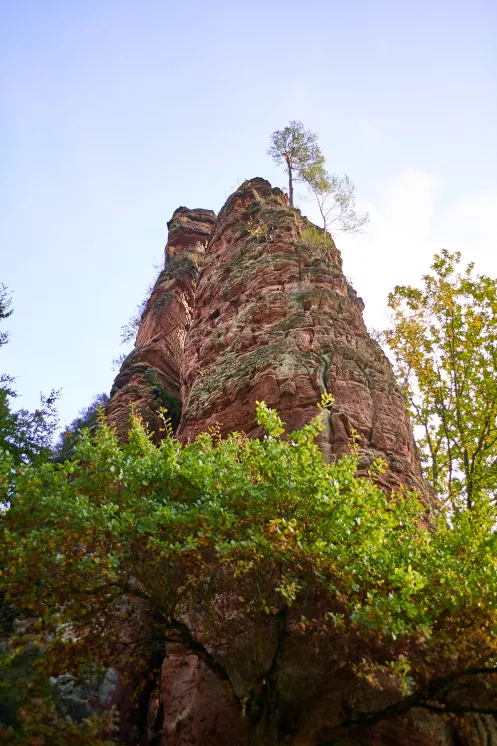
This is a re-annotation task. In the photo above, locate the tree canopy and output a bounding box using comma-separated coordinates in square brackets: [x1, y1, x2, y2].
[268, 121, 369, 234]
[268, 121, 324, 207]
[0, 286, 58, 468]
[386, 250, 497, 509]
[3, 398, 497, 743]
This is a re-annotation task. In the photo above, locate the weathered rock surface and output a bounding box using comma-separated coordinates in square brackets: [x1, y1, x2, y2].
[178, 178, 423, 495]
[142, 645, 247, 746]
[107, 207, 215, 440]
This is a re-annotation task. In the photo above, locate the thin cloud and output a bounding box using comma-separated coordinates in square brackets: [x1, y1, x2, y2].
[330, 169, 497, 331]
[360, 121, 383, 147]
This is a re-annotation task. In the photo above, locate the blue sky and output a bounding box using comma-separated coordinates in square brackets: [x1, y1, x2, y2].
[1, 0, 496, 430]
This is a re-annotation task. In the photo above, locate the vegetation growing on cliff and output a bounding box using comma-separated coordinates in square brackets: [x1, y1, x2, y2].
[268, 121, 369, 235]
[268, 121, 324, 207]
[303, 166, 370, 235]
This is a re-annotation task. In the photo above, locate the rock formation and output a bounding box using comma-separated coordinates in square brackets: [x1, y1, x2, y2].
[178, 178, 424, 495]
[109, 178, 423, 496]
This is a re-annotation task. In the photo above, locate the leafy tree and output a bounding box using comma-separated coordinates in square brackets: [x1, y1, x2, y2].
[302, 165, 370, 235]
[0, 286, 57, 698]
[386, 250, 497, 509]
[268, 123, 369, 240]
[0, 285, 12, 349]
[0, 286, 58, 468]
[268, 121, 324, 207]
[0, 290, 103, 744]
[52, 392, 110, 463]
[3, 400, 497, 744]
[0, 389, 58, 468]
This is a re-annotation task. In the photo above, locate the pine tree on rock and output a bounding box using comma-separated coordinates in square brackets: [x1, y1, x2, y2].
[268, 121, 324, 206]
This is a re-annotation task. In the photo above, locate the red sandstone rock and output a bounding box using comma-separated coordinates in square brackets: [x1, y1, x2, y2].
[107, 207, 215, 440]
[142, 646, 247, 746]
[178, 178, 424, 496]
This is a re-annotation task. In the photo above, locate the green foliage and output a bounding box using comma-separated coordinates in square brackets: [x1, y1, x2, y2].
[268, 121, 325, 206]
[0, 286, 58, 468]
[247, 219, 269, 239]
[164, 253, 200, 280]
[386, 251, 497, 509]
[295, 225, 338, 282]
[0, 696, 117, 745]
[267, 122, 369, 237]
[299, 225, 336, 258]
[52, 393, 110, 463]
[3, 399, 497, 739]
[142, 369, 182, 431]
[302, 166, 370, 235]
[0, 389, 58, 469]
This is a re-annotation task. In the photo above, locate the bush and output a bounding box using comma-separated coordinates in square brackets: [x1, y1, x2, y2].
[299, 224, 335, 262]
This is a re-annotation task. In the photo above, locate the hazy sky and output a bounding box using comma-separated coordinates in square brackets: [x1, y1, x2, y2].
[1, 0, 496, 430]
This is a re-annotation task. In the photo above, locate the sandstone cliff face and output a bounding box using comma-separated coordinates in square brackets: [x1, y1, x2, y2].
[109, 178, 423, 493]
[178, 178, 423, 495]
[107, 207, 215, 440]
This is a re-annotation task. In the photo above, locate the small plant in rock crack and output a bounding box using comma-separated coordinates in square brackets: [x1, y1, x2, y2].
[247, 219, 269, 239]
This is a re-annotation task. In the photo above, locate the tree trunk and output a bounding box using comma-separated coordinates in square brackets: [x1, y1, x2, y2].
[248, 682, 281, 746]
[138, 645, 166, 745]
[286, 160, 294, 207]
